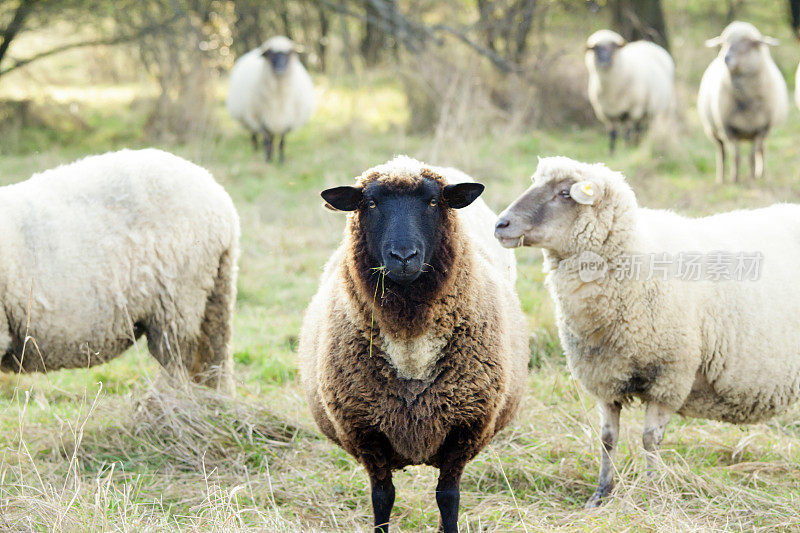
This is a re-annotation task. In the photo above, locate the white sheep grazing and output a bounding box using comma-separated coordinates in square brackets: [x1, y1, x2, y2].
[226, 36, 315, 163]
[584, 29, 675, 154]
[0, 149, 240, 392]
[494, 156, 800, 508]
[698, 21, 789, 183]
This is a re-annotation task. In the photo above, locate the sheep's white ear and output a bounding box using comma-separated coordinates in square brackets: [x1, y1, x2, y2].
[704, 36, 723, 47]
[760, 36, 779, 46]
[570, 181, 597, 205]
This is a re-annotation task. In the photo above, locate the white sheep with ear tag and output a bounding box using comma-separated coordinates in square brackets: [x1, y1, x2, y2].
[570, 181, 597, 205]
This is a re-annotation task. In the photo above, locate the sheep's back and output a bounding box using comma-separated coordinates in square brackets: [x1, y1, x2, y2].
[227, 50, 315, 135]
[619, 41, 674, 114]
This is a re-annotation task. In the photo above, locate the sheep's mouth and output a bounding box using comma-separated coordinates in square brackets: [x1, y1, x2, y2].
[496, 234, 526, 248]
[385, 269, 422, 284]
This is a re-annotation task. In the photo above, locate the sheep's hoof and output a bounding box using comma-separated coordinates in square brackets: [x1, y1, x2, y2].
[584, 490, 610, 509]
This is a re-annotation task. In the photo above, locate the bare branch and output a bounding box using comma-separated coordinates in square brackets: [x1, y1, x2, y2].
[315, 0, 517, 72]
[0, 16, 179, 78]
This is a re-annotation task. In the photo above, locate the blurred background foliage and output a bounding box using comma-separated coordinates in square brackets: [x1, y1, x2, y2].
[8, 0, 794, 145]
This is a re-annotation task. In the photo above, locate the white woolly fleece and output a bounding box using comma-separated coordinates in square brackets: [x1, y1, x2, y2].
[584, 31, 675, 127]
[226, 37, 316, 136]
[534, 156, 800, 424]
[697, 22, 788, 145]
[0, 149, 240, 378]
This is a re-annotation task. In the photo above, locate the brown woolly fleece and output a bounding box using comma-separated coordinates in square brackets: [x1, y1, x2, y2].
[299, 157, 529, 480]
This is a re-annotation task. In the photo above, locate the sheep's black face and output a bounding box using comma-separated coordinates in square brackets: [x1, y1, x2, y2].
[321, 178, 484, 285]
[263, 49, 291, 75]
[590, 42, 617, 68]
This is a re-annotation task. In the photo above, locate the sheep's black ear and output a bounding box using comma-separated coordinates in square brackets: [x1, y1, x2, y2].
[321, 186, 363, 211]
[443, 183, 484, 209]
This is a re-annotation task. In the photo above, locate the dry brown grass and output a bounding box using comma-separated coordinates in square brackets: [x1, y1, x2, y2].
[2, 358, 799, 531]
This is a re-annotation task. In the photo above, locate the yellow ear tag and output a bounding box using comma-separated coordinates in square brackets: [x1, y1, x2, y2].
[570, 181, 596, 205]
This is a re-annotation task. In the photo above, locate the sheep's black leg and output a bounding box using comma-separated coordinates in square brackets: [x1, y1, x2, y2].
[371, 472, 395, 533]
[263, 132, 274, 162]
[436, 424, 485, 533]
[436, 475, 461, 533]
[585, 401, 621, 509]
[633, 120, 645, 145]
[250, 133, 259, 151]
[714, 138, 726, 184]
[609, 129, 617, 155]
[350, 430, 397, 532]
[278, 134, 286, 164]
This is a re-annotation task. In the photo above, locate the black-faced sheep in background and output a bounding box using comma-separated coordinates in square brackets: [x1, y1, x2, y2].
[226, 36, 315, 163]
[299, 156, 529, 532]
[584, 29, 675, 154]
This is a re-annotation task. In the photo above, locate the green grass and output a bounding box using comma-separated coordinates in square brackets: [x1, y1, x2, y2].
[2, 0, 800, 529]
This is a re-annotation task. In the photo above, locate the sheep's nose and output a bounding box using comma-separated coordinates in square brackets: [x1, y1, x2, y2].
[389, 249, 418, 264]
[495, 218, 510, 230]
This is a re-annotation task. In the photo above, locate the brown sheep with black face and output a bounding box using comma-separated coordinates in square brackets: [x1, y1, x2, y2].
[299, 156, 529, 533]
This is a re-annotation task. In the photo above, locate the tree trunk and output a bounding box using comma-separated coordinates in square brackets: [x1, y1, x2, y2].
[360, 0, 385, 66]
[790, 0, 800, 38]
[609, 0, 669, 51]
[280, 0, 293, 40]
[232, 0, 264, 56]
[0, 0, 38, 70]
[317, 3, 329, 72]
[359, 0, 398, 66]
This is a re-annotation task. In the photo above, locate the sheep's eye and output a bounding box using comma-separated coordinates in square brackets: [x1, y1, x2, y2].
[429, 198, 438, 207]
[558, 190, 571, 199]
[367, 199, 377, 209]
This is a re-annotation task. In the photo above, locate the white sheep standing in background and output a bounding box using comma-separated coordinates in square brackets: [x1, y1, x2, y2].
[584, 29, 675, 154]
[0, 149, 240, 392]
[226, 36, 315, 163]
[494, 156, 800, 508]
[698, 21, 788, 183]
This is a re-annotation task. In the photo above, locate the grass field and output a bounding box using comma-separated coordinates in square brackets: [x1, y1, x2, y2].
[2, 1, 800, 530]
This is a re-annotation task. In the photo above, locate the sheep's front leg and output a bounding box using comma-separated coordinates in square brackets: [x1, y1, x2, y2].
[585, 401, 621, 508]
[370, 471, 395, 533]
[250, 132, 259, 151]
[752, 137, 765, 180]
[263, 132, 274, 162]
[278, 134, 286, 163]
[714, 138, 726, 184]
[348, 430, 396, 532]
[642, 402, 672, 473]
[731, 141, 741, 183]
[436, 424, 485, 533]
[609, 129, 618, 155]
